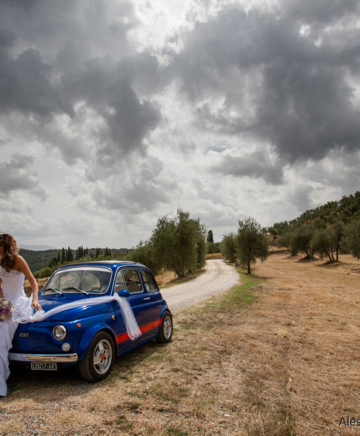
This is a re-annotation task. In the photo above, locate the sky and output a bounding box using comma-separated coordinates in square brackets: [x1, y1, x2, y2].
[1, 0, 360, 249]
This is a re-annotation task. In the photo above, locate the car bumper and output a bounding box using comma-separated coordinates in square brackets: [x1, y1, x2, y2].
[8, 353, 78, 363]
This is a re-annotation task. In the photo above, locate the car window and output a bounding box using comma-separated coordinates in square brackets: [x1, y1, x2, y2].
[141, 270, 158, 292]
[57, 271, 78, 291]
[44, 267, 111, 294]
[114, 271, 127, 294]
[81, 272, 102, 292]
[123, 269, 143, 294]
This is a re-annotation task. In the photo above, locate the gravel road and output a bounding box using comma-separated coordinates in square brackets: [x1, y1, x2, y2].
[161, 259, 239, 312]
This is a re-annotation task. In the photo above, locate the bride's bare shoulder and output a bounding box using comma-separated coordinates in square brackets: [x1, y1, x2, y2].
[14, 255, 27, 270]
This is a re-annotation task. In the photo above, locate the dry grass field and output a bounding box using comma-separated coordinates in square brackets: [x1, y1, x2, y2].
[2, 252, 360, 435]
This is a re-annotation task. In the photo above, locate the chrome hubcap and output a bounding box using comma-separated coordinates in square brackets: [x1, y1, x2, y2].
[93, 339, 112, 374]
[163, 316, 172, 339]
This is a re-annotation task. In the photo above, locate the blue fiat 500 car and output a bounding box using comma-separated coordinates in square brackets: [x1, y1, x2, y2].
[9, 261, 173, 382]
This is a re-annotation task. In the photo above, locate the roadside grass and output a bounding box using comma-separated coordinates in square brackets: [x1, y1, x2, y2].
[203, 268, 259, 313]
[178, 267, 260, 332]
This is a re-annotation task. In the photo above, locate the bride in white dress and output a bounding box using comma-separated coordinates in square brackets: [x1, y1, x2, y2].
[0, 234, 41, 397]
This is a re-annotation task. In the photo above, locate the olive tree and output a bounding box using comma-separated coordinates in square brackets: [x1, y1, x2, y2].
[220, 233, 237, 263]
[289, 225, 314, 258]
[278, 231, 292, 252]
[236, 218, 269, 274]
[329, 222, 344, 261]
[341, 220, 360, 259]
[128, 239, 162, 276]
[310, 229, 335, 262]
[151, 209, 207, 278]
[207, 241, 221, 254]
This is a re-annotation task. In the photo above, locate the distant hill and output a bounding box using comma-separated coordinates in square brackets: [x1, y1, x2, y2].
[20, 244, 57, 251]
[269, 191, 360, 235]
[19, 249, 60, 273]
[20, 247, 130, 273]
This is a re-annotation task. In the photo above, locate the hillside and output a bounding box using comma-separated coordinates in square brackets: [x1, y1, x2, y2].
[270, 191, 360, 235]
[19, 249, 60, 273]
[20, 247, 130, 273]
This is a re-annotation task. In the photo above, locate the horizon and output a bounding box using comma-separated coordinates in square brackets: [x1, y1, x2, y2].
[19, 245, 130, 252]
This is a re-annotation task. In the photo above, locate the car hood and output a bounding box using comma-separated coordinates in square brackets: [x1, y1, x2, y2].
[38, 296, 111, 322]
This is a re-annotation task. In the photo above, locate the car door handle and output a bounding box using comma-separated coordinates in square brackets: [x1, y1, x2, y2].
[143, 297, 151, 301]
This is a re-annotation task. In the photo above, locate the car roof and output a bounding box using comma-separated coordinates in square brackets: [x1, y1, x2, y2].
[57, 260, 146, 270]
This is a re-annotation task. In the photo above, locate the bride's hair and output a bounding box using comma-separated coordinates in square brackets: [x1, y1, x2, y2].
[0, 234, 19, 272]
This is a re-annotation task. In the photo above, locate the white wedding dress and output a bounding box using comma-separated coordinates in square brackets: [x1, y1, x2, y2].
[0, 266, 33, 396]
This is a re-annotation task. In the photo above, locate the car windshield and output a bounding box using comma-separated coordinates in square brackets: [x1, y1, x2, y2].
[43, 267, 112, 295]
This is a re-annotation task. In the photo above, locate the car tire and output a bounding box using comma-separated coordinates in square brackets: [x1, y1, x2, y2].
[156, 311, 173, 343]
[79, 331, 115, 382]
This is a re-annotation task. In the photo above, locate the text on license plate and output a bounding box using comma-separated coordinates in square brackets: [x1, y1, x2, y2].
[31, 362, 57, 371]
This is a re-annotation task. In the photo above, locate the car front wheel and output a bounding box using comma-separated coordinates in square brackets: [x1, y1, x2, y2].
[156, 311, 173, 343]
[79, 331, 115, 382]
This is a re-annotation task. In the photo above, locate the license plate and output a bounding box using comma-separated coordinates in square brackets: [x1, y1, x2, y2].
[31, 362, 57, 371]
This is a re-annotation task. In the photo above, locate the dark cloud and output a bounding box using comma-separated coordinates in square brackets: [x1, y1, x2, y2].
[62, 56, 162, 166]
[0, 47, 74, 118]
[93, 182, 168, 215]
[179, 140, 196, 155]
[91, 157, 169, 214]
[103, 80, 162, 155]
[212, 149, 284, 184]
[0, 0, 162, 164]
[172, 4, 360, 165]
[0, 154, 46, 199]
[286, 185, 314, 214]
[280, 0, 360, 25]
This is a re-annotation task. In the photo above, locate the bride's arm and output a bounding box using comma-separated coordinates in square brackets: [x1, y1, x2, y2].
[15, 256, 42, 311]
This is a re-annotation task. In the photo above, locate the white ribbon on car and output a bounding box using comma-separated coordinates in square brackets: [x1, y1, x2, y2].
[14, 293, 142, 341]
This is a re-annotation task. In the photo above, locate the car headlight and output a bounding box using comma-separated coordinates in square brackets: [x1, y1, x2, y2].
[53, 325, 67, 341]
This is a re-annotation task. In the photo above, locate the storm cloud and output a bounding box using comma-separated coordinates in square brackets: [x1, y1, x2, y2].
[0, 154, 46, 199]
[172, 3, 360, 163]
[0, 0, 163, 164]
[212, 149, 284, 184]
[0, 0, 360, 247]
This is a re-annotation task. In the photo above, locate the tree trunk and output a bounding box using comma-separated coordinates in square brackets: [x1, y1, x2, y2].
[247, 261, 251, 274]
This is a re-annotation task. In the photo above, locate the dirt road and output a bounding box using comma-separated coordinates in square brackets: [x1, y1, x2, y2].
[161, 259, 239, 312]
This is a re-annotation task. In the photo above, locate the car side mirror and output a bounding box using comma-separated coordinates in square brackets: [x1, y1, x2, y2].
[118, 289, 130, 298]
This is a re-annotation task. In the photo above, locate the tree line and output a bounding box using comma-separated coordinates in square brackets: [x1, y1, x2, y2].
[34, 247, 128, 278]
[275, 220, 360, 261]
[48, 246, 114, 266]
[35, 209, 208, 279]
[268, 191, 360, 237]
[220, 195, 360, 274]
[266, 192, 360, 261]
[34, 191, 360, 279]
